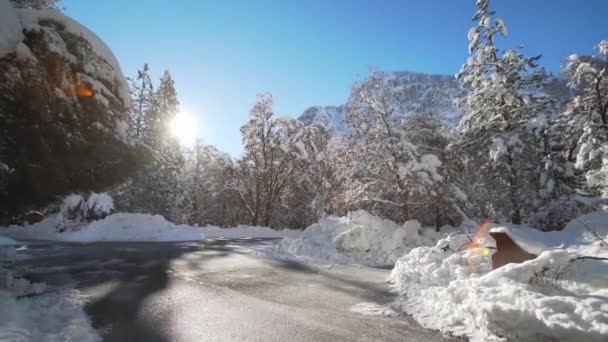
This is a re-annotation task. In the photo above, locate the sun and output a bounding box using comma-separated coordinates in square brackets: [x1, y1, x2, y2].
[169, 111, 199, 144]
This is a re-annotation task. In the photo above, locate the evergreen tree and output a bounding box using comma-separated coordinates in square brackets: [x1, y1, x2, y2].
[114, 69, 184, 219]
[456, 0, 550, 224]
[561, 41, 608, 198]
[128, 64, 155, 141]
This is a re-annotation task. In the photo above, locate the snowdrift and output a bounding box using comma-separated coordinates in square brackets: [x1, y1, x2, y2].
[1, 213, 205, 242]
[277, 211, 450, 266]
[389, 211, 608, 342]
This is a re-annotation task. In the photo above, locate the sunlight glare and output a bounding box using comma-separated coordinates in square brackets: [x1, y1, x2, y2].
[169, 111, 199, 145]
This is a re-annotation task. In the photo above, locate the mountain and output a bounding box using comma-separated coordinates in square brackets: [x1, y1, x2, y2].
[298, 71, 464, 134]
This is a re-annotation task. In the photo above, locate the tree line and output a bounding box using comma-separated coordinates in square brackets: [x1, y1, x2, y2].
[2, 0, 606, 231]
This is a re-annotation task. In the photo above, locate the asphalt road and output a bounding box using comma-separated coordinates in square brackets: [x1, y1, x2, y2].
[14, 238, 455, 342]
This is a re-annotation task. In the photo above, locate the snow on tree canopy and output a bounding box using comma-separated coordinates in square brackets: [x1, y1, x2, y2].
[16, 7, 130, 106]
[0, 0, 24, 58]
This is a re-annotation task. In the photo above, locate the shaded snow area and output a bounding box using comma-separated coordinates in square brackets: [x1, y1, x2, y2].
[388, 211, 608, 342]
[0, 0, 23, 58]
[1, 213, 205, 242]
[277, 211, 452, 266]
[0, 236, 20, 246]
[0, 290, 100, 342]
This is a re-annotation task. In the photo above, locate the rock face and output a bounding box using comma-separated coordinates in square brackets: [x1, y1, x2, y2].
[298, 71, 464, 134]
[0, 5, 141, 221]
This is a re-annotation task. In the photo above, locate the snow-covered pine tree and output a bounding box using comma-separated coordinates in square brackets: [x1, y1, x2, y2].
[114, 69, 184, 220]
[128, 64, 155, 141]
[456, 0, 551, 224]
[561, 41, 608, 198]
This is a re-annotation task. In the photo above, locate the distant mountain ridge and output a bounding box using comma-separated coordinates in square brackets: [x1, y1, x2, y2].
[298, 71, 464, 133]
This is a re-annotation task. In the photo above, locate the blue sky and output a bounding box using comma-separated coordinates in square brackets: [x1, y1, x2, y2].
[61, 0, 607, 156]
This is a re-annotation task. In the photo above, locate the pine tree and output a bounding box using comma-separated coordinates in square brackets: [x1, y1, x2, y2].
[561, 41, 608, 198]
[456, 0, 550, 224]
[114, 69, 184, 219]
[128, 64, 155, 141]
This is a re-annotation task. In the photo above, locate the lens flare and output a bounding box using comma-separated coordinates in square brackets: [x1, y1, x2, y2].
[467, 219, 492, 270]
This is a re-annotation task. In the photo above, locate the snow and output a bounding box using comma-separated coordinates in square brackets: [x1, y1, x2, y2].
[277, 211, 450, 266]
[86, 192, 114, 218]
[200, 225, 301, 239]
[0, 0, 24, 58]
[0, 236, 20, 246]
[1, 213, 205, 242]
[16, 7, 130, 106]
[490, 210, 608, 257]
[350, 302, 399, 317]
[389, 214, 608, 341]
[59, 213, 205, 242]
[1, 213, 302, 242]
[0, 290, 100, 342]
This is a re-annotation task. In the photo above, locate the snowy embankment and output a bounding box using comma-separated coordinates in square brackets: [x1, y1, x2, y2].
[200, 225, 301, 239]
[1, 213, 205, 242]
[389, 210, 608, 342]
[277, 210, 453, 266]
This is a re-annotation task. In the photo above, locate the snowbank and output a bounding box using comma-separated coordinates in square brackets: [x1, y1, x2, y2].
[200, 225, 301, 239]
[277, 211, 449, 266]
[491, 210, 608, 257]
[59, 213, 205, 242]
[1, 213, 205, 242]
[0, 290, 100, 342]
[389, 214, 608, 341]
[0, 0, 23, 58]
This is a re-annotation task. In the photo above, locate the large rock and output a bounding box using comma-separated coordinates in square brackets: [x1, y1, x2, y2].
[0, 6, 142, 221]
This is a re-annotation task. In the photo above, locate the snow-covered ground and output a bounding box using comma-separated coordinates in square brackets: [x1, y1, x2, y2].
[0, 290, 100, 342]
[389, 211, 608, 342]
[276, 210, 454, 266]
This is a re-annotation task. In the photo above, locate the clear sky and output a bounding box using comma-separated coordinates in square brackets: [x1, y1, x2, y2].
[60, 0, 607, 156]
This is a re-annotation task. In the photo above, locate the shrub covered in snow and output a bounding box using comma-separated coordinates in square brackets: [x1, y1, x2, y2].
[389, 212, 608, 342]
[58, 193, 114, 225]
[277, 210, 451, 266]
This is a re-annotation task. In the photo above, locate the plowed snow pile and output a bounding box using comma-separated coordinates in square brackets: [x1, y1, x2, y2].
[389, 210, 608, 342]
[277, 210, 451, 266]
[1, 213, 205, 242]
